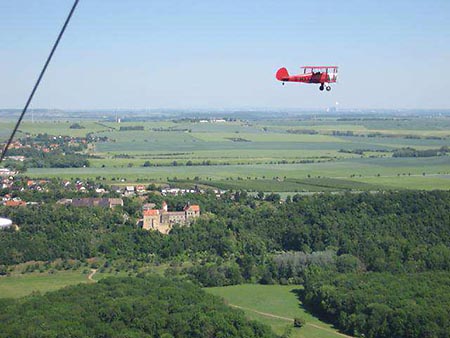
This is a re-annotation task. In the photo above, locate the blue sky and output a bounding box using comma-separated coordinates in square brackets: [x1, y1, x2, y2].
[1, 0, 449, 110]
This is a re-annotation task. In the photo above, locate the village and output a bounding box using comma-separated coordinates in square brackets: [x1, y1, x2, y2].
[0, 173, 208, 234]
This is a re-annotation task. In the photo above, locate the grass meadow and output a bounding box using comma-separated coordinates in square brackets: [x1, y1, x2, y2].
[0, 271, 91, 298]
[0, 262, 177, 299]
[206, 284, 348, 338]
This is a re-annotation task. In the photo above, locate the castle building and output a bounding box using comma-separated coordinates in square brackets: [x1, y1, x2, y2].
[142, 201, 200, 234]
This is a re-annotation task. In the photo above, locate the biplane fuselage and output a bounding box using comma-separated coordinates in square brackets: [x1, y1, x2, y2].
[276, 66, 338, 91]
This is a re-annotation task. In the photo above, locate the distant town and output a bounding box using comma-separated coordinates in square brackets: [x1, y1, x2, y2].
[0, 172, 217, 234]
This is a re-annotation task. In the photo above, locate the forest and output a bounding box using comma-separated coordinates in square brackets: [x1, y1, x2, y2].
[302, 270, 450, 338]
[0, 276, 275, 338]
[1, 190, 450, 337]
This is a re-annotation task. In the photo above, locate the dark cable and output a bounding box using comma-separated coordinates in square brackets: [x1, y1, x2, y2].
[0, 0, 80, 163]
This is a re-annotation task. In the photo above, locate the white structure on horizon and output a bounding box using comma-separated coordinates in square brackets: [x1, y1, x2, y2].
[0, 217, 13, 229]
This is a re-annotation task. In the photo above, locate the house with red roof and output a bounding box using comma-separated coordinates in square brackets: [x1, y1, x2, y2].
[4, 200, 26, 207]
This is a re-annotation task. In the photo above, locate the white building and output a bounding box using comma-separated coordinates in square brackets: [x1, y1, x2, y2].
[0, 217, 13, 229]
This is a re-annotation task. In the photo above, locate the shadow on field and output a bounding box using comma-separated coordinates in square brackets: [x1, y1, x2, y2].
[290, 288, 344, 333]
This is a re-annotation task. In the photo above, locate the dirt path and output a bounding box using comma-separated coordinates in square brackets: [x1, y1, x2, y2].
[87, 269, 97, 281]
[228, 304, 353, 338]
[229, 304, 293, 321]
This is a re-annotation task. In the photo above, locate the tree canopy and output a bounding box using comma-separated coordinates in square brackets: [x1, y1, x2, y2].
[0, 276, 276, 338]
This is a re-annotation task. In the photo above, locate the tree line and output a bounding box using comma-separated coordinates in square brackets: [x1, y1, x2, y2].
[0, 276, 276, 338]
[302, 270, 450, 338]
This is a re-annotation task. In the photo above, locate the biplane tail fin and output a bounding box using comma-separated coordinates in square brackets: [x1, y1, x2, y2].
[276, 67, 290, 81]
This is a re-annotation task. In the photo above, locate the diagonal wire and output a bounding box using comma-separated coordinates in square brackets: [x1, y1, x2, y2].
[0, 0, 80, 163]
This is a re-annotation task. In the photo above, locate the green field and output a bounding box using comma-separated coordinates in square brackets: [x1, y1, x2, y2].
[0, 271, 91, 298]
[206, 284, 350, 338]
[2, 116, 450, 192]
[25, 156, 450, 191]
[0, 261, 178, 299]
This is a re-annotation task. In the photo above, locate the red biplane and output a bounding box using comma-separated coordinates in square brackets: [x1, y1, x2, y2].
[276, 66, 338, 91]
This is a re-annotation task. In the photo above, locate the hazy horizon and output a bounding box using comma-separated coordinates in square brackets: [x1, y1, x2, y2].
[2, 107, 450, 112]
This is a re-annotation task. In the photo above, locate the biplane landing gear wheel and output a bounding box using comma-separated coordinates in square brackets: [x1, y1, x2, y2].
[319, 84, 324, 91]
[326, 86, 331, 91]
[282, 82, 285, 86]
